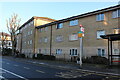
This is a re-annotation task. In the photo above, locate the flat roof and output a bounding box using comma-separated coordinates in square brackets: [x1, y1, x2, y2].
[101, 34, 120, 41]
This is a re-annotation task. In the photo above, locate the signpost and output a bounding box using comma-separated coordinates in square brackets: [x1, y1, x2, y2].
[78, 24, 84, 67]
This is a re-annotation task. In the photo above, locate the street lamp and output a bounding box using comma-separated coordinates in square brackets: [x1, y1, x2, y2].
[78, 24, 84, 67]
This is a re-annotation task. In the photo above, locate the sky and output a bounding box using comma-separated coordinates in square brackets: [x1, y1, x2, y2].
[0, 1, 119, 34]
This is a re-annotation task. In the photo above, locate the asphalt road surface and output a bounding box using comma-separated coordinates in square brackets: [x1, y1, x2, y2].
[0, 56, 120, 80]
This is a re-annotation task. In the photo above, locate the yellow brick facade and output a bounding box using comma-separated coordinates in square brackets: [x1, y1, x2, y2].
[17, 5, 120, 61]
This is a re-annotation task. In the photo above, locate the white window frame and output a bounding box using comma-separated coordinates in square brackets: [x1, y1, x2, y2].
[112, 9, 120, 18]
[69, 20, 78, 26]
[96, 13, 104, 21]
[69, 33, 78, 41]
[70, 48, 78, 56]
[56, 35, 63, 42]
[97, 30, 105, 39]
[97, 48, 105, 56]
[56, 49, 62, 54]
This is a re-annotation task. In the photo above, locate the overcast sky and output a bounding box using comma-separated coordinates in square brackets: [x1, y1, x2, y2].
[0, 2, 118, 33]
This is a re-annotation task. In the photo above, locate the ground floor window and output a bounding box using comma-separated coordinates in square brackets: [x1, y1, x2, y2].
[113, 49, 119, 54]
[56, 49, 62, 54]
[97, 48, 105, 56]
[70, 49, 77, 56]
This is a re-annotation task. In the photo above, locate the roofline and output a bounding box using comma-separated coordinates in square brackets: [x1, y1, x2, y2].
[36, 4, 120, 29]
[19, 16, 56, 30]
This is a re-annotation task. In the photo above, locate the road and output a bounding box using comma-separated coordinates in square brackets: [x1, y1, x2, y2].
[0, 56, 120, 80]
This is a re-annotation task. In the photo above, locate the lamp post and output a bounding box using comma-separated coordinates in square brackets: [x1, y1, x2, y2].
[78, 24, 84, 67]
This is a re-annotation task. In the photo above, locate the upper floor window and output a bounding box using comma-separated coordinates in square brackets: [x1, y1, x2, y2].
[45, 27, 48, 31]
[69, 33, 78, 41]
[31, 30, 32, 34]
[112, 9, 120, 18]
[30, 40, 32, 44]
[44, 37, 48, 43]
[96, 13, 104, 21]
[69, 20, 78, 26]
[39, 28, 43, 32]
[56, 23, 63, 29]
[56, 35, 63, 42]
[97, 30, 105, 39]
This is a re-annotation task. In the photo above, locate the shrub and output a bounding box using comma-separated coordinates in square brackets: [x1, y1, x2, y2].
[43, 55, 56, 60]
[83, 56, 108, 65]
[19, 54, 25, 58]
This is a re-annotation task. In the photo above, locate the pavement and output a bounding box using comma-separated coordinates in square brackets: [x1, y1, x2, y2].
[2, 56, 120, 75]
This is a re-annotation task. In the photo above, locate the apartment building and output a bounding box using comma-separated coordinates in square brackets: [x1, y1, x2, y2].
[17, 4, 120, 62]
[0, 32, 12, 52]
[36, 5, 120, 61]
[17, 16, 56, 58]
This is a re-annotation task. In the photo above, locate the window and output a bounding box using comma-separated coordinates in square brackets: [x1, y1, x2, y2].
[113, 49, 119, 54]
[28, 31, 30, 35]
[56, 49, 62, 54]
[28, 41, 29, 44]
[70, 49, 77, 56]
[39, 49, 41, 54]
[45, 27, 48, 31]
[69, 20, 78, 26]
[97, 30, 105, 39]
[56, 23, 63, 29]
[97, 48, 105, 56]
[30, 40, 32, 44]
[112, 9, 120, 18]
[39, 38, 42, 43]
[39, 28, 43, 32]
[69, 34, 78, 41]
[31, 30, 32, 34]
[96, 13, 104, 21]
[44, 49, 47, 54]
[56, 35, 63, 42]
[44, 37, 48, 43]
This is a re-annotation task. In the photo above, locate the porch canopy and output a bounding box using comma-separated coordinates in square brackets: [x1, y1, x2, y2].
[101, 34, 120, 41]
[101, 34, 120, 65]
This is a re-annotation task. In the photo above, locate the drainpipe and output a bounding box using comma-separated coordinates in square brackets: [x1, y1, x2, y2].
[50, 25, 52, 56]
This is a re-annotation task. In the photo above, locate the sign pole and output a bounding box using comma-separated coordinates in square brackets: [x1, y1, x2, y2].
[79, 24, 84, 67]
[79, 37, 82, 67]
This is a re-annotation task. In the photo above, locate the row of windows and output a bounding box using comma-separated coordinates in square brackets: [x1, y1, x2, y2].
[39, 30, 106, 43]
[39, 9, 120, 31]
[21, 21, 34, 31]
[24, 40, 32, 45]
[38, 48, 119, 56]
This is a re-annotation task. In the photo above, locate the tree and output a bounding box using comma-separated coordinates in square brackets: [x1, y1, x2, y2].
[6, 13, 21, 55]
[1, 32, 8, 54]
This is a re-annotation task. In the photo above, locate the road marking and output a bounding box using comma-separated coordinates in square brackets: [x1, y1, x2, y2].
[0, 68, 28, 80]
[36, 70, 45, 73]
[23, 67, 30, 69]
[14, 65, 19, 67]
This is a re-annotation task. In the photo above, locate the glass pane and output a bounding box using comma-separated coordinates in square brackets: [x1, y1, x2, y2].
[98, 49, 101, 56]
